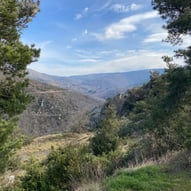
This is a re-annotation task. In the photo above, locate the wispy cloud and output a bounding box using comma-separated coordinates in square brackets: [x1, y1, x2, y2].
[79, 59, 99, 63]
[94, 11, 159, 40]
[110, 3, 142, 13]
[143, 31, 191, 48]
[82, 29, 88, 36]
[95, 0, 112, 12]
[75, 7, 89, 20]
[72, 38, 78, 42]
[75, 14, 83, 20]
[130, 3, 142, 11]
[111, 4, 129, 13]
[35, 40, 53, 49]
[181, 35, 191, 48]
[29, 48, 172, 76]
[22, 39, 54, 50]
[143, 32, 167, 43]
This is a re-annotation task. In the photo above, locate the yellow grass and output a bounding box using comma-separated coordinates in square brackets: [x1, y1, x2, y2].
[18, 132, 94, 161]
[0, 132, 94, 187]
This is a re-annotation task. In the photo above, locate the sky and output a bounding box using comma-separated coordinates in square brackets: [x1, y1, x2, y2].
[21, 0, 190, 76]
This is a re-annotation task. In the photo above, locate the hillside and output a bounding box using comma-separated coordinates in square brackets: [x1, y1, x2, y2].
[18, 80, 102, 137]
[2, 68, 191, 191]
[28, 69, 163, 99]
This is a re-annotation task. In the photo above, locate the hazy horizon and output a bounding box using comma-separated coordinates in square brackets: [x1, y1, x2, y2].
[23, 0, 189, 76]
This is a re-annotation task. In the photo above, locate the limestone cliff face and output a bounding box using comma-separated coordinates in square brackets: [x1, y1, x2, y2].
[18, 80, 102, 137]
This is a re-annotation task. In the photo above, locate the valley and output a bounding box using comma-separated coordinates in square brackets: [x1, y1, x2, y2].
[19, 80, 102, 137]
[28, 68, 163, 99]
[1, 0, 191, 190]
[18, 68, 162, 137]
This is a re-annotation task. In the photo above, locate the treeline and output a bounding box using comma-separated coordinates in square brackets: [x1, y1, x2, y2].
[1, 0, 191, 190]
[4, 63, 191, 190]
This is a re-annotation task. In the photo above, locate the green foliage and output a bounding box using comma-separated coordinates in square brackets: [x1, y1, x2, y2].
[0, 118, 22, 173]
[119, 65, 191, 161]
[81, 153, 109, 181]
[21, 158, 46, 191]
[105, 165, 191, 191]
[152, 0, 191, 45]
[90, 106, 121, 156]
[14, 143, 126, 191]
[45, 145, 86, 190]
[19, 145, 89, 191]
[151, 0, 191, 153]
[0, 0, 40, 173]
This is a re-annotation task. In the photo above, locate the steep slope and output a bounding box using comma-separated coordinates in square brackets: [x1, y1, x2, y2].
[18, 80, 102, 137]
[28, 69, 163, 99]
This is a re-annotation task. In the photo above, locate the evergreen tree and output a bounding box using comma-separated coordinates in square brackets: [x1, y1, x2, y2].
[152, 0, 191, 45]
[90, 106, 121, 156]
[151, 0, 191, 150]
[0, 0, 40, 173]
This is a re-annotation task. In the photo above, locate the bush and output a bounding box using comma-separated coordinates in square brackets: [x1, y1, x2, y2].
[20, 158, 47, 191]
[81, 154, 109, 181]
[90, 130, 119, 156]
[90, 106, 121, 156]
[45, 145, 87, 191]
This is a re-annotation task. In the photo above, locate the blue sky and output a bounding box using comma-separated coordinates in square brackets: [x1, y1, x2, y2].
[22, 0, 190, 76]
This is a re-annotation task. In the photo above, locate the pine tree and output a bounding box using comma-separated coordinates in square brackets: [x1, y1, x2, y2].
[152, 0, 191, 45]
[152, 0, 191, 150]
[0, 0, 40, 173]
[90, 106, 121, 155]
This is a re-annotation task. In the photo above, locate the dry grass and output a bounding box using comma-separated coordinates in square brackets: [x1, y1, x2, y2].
[0, 132, 94, 187]
[75, 181, 102, 191]
[18, 132, 94, 162]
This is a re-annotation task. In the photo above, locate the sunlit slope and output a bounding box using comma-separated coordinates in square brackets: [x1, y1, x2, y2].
[19, 80, 102, 137]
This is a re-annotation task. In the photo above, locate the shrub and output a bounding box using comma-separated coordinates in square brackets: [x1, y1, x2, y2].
[45, 145, 87, 191]
[21, 158, 47, 191]
[90, 106, 121, 156]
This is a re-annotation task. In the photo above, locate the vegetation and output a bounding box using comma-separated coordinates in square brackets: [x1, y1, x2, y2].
[0, 0, 40, 173]
[152, 0, 191, 44]
[90, 106, 121, 156]
[19, 80, 101, 137]
[1, 0, 191, 190]
[105, 165, 191, 191]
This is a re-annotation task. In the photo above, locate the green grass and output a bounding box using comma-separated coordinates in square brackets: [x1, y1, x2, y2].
[104, 165, 191, 191]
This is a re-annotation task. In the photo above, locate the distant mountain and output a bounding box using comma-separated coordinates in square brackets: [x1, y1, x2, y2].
[28, 69, 164, 99]
[19, 80, 102, 137]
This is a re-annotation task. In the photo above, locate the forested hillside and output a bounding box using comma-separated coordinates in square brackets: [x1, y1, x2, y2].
[19, 80, 102, 137]
[0, 0, 191, 191]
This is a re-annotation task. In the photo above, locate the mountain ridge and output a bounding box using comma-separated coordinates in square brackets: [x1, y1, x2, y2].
[28, 68, 164, 99]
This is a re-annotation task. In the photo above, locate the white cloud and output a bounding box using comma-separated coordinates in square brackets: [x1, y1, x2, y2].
[82, 29, 88, 36]
[110, 3, 142, 13]
[144, 32, 191, 47]
[181, 35, 191, 47]
[79, 59, 99, 63]
[29, 49, 171, 76]
[84, 7, 89, 13]
[72, 38, 78, 42]
[75, 7, 89, 20]
[111, 4, 129, 13]
[35, 40, 53, 49]
[94, 11, 159, 40]
[143, 32, 167, 43]
[98, 50, 168, 73]
[75, 13, 83, 20]
[95, 0, 112, 12]
[130, 3, 142, 11]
